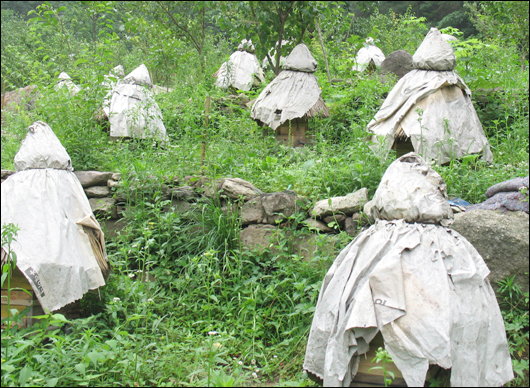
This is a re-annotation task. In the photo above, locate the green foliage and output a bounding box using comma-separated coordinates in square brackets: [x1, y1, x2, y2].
[368, 347, 395, 387]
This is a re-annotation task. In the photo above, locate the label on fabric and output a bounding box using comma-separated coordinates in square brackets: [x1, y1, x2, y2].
[24, 267, 45, 297]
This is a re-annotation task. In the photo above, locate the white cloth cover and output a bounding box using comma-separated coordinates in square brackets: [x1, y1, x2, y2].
[214, 49, 265, 91]
[1, 121, 107, 312]
[413, 28, 456, 71]
[352, 38, 385, 72]
[262, 40, 292, 70]
[108, 64, 167, 141]
[366, 69, 493, 164]
[55, 72, 81, 95]
[250, 70, 320, 130]
[303, 154, 513, 387]
[103, 65, 125, 117]
[251, 43, 322, 129]
[282, 43, 318, 72]
[370, 153, 453, 225]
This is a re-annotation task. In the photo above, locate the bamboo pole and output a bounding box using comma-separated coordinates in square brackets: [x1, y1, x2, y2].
[201, 95, 211, 168]
[316, 19, 331, 84]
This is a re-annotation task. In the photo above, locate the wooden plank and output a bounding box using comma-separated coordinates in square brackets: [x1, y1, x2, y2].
[2, 266, 33, 290]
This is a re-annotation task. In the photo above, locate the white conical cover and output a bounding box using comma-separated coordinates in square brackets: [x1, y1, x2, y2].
[413, 27, 456, 71]
[14, 121, 72, 172]
[123, 64, 152, 86]
[370, 153, 453, 225]
[283, 43, 318, 73]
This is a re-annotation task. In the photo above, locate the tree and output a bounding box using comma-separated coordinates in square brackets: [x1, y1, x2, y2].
[466, 1, 529, 71]
[218, 1, 323, 76]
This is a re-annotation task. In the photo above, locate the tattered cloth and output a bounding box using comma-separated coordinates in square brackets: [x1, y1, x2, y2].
[303, 153, 513, 387]
[1, 121, 109, 312]
[366, 69, 493, 165]
[466, 176, 529, 213]
[352, 38, 385, 72]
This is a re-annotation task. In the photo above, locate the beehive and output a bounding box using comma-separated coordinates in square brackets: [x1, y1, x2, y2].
[1, 266, 44, 328]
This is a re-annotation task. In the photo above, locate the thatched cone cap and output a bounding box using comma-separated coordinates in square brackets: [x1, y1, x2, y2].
[283, 43, 318, 72]
[413, 27, 456, 71]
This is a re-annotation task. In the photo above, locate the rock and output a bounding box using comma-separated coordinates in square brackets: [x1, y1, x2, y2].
[107, 179, 121, 188]
[241, 197, 266, 225]
[74, 171, 114, 188]
[323, 214, 347, 229]
[204, 178, 263, 201]
[89, 197, 117, 219]
[84, 186, 111, 198]
[240, 224, 279, 250]
[291, 232, 340, 262]
[111, 172, 122, 181]
[363, 200, 376, 224]
[451, 210, 529, 293]
[344, 216, 359, 237]
[380, 50, 414, 82]
[1, 170, 15, 179]
[242, 191, 306, 225]
[312, 188, 368, 218]
[169, 185, 197, 201]
[303, 218, 335, 233]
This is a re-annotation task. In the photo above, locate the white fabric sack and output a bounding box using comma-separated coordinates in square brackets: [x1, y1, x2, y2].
[250, 70, 320, 130]
[103, 65, 125, 117]
[214, 49, 265, 91]
[352, 38, 385, 72]
[55, 72, 81, 95]
[366, 69, 493, 164]
[108, 64, 167, 141]
[303, 153, 513, 387]
[1, 121, 107, 312]
[371, 153, 453, 225]
[413, 27, 456, 71]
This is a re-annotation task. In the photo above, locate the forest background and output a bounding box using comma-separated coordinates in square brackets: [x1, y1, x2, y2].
[1, 1, 529, 387]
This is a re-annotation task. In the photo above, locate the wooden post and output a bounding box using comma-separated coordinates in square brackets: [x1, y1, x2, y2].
[201, 95, 211, 168]
[316, 19, 331, 84]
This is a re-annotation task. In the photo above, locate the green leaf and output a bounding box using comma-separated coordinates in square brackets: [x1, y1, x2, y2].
[74, 58, 89, 67]
[19, 365, 33, 386]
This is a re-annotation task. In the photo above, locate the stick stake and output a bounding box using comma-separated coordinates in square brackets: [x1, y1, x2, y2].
[201, 95, 211, 169]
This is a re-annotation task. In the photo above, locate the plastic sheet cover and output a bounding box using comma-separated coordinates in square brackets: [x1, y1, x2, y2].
[1, 121, 108, 312]
[303, 153, 513, 387]
[215, 46, 265, 91]
[108, 64, 168, 141]
[352, 37, 385, 72]
[366, 69, 493, 164]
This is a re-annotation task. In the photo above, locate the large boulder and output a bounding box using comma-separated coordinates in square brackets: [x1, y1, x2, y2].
[380, 50, 414, 82]
[240, 224, 279, 250]
[451, 210, 529, 293]
[312, 188, 368, 218]
[204, 178, 263, 201]
[2, 85, 38, 113]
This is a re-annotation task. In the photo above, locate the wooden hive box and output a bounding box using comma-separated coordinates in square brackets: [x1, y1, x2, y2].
[1, 266, 45, 328]
[275, 118, 314, 147]
[351, 332, 450, 387]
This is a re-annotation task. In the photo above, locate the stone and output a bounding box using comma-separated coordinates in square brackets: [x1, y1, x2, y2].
[2, 85, 38, 113]
[1, 170, 15, 179]
[312, 188, 368, 218]
[84, 186, 111, 198]
[380, 50, 414, 82]
[107, 179, 121, 188]
[291, 232, 339, 262]
[451, 209, 529, 293]
[344, 216, 359, 237]
[363, 200, 376, 224]
[111, 172, 122, 181]
[102, 219, 127, 239]
[204, 178, 263, 201]
[323, 214, 347, 229]
[74, 171, 114, 188]
[241, 197, 266, 225]
[89, 197, 117, 219]
[240, 224, 279, 251]
[169, 185, 197, 201]
[303, 218, 334, 233]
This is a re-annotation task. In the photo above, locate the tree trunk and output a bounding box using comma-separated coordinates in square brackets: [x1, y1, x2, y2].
[316, 19, 331, 84]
